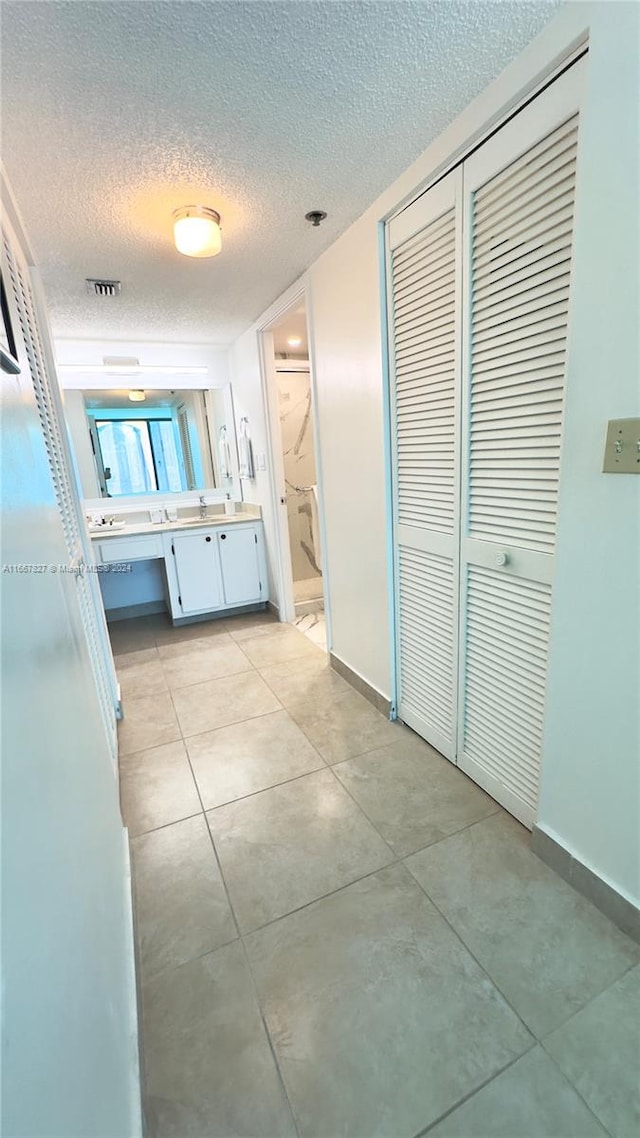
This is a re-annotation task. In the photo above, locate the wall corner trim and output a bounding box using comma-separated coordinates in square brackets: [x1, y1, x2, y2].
[531, 825, 640, 944]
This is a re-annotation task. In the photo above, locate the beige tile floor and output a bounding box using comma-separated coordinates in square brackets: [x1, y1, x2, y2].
[112, 611, 640, 1138]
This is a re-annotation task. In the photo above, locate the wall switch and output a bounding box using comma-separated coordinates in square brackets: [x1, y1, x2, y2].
[256, 452, 267, 472]
[602, 418, 640, 473]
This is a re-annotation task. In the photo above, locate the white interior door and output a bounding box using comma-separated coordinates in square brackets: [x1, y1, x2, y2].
[2, 217, 120, 763]
[457, 64, 584, 826]
[388, 169, 462, 760]
[388, 59, 584, 825]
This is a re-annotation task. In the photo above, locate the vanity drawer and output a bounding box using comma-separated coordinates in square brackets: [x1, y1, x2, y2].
[98, 535, 163, 563]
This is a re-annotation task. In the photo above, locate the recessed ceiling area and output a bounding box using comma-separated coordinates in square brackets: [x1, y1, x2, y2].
[1, 0, 561, 346]
[80, 389, 185, 411]
[273, 306, 309, 357]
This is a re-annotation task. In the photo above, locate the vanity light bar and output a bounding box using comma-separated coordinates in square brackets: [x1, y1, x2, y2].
[56, 364, 209, 375]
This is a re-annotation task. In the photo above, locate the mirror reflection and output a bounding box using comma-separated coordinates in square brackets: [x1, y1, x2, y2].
[64, 386, 238, 499]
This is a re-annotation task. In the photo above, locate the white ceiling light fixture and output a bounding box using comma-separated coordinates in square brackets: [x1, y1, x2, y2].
[173, 205, 222, 258]
[128, 389, 146, 402]
[287, 337, 302, 347]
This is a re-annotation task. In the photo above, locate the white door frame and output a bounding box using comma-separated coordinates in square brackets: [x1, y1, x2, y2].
[257, 285, 331, 642]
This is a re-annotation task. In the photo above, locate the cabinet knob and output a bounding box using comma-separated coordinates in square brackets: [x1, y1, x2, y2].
[495, 551, 509, 567]
[205, 535, 212, 543]
[220, 533, 227, 540]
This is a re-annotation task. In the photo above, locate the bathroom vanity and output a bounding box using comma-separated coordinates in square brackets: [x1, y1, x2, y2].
[92, 513, 268, 622]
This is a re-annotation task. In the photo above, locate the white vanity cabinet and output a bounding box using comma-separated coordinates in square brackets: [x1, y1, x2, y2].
[93, 516, 268, 623]
[162, 521, 266, 619]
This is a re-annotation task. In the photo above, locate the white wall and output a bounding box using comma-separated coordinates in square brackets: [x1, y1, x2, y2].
[230, 318, 295, 604]
[1, 213, 140, 1133]
[55, 337, 230, 388]
[230, 3, 639, 904]
[536, 3, 640, 905]
[309, 222, 391, 691]
[63, 388, 101, 498]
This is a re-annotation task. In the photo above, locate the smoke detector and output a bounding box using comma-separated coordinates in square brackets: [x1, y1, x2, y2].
[85, 278, 122, 297]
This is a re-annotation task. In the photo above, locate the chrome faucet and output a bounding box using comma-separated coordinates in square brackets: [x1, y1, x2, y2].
[198, 495, 208, 520]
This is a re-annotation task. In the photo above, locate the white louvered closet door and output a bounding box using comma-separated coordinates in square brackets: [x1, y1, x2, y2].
[2, 218, 120, 764]
[457, 62, 584, 825]
[388, 170, 462, 759]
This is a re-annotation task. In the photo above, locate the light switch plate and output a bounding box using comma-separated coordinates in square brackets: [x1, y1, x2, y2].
[602, 418, 640, 474]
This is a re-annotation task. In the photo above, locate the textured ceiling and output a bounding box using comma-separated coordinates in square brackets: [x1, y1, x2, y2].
[2, 0, 560, 345]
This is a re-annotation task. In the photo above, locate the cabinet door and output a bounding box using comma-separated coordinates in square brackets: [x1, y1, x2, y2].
[218, 528, 262, 606]
[172, 532, 223, 614]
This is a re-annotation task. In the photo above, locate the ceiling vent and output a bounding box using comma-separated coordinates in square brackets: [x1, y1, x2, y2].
[85, 278, 122, 297]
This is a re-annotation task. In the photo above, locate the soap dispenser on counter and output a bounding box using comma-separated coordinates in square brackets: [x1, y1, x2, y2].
[224, 493, 236, 517]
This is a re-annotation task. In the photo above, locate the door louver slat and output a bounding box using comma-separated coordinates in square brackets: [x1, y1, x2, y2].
[389, 68, 582, 827]
[468, 116, 577, 554]
[462, 566, 552, 812]
[392, 205, 456, 534]
[3, 233, 118, 761]
[398, 549, 455, 741]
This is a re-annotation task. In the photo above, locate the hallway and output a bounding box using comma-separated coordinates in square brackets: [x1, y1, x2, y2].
[112, 613, 638, 1138]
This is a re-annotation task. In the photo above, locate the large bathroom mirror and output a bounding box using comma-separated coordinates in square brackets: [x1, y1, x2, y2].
[63, 385, 240, 500]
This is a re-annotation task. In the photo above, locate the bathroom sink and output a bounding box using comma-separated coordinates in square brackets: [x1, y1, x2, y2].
[88, 521, 126, 532]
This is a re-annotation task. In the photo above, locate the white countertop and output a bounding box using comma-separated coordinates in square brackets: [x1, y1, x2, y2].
[89, 511, 261, 540]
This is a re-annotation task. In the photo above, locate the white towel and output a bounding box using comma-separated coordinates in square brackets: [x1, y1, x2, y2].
[238, 417, 255, 479]
[218, 427, 232, 480]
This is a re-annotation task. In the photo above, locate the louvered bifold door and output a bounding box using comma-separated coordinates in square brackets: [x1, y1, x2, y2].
[388, 170, 462, 759]
[457, 62, 584, 825]
[2, 221, 119, 764]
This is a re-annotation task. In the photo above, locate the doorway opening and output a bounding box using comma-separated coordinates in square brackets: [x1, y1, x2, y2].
[266, 300, 325, 640]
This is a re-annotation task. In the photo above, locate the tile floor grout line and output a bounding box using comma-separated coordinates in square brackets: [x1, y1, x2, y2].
[322, 762, 399, 861]
[402, 853, 542, 1044]
[228, 841, 534, 1138]
[334, 759, 503, 859]
[234, 855, 417, 939]
[128, 808, 204, 840]
[536, 1040, 618, 1138]
[410, 1044, 539, 1138]
[236, 934, 304, 1138]
[167, 686, 244, 944]
[399, 805, 504, 857]
[199, 759, 330, 814]
[178, 702, 289, 739]
[537, 956, 640, 1048]
[140, 933, 240, 989]
[402, 819, 640, 1043]
[132, 808, 516, 960]
[161, 663, 256, 694]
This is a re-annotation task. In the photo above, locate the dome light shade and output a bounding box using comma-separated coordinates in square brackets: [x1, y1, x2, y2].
[128, 390, 146, 402]
[173, 206, 222, 258]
